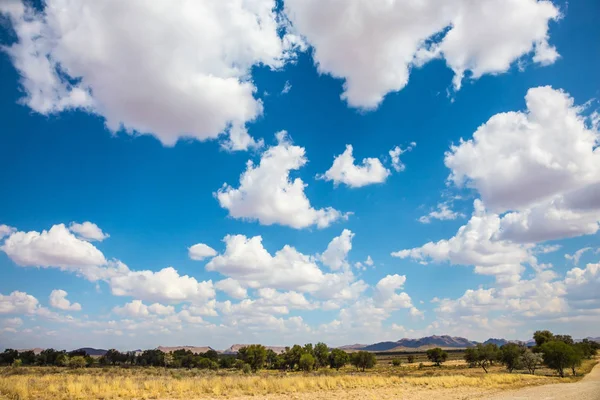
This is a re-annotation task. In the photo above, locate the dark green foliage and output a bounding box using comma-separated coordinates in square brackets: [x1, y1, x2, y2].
[313, 342, 329, 370]
[406, 355, 415, 364]
[265, 349, 278, 369]
[533, 330, 554, 352]
[237, 345, 267, 372]
[392, 358, 401, 366]
[328, 348, 349, 370]
[426, 347, 448, 367]
[38, 349, 66, 366]
[575, 339, 598, 359]
[18, 350, 36, 365]
[219, 356, 236, 369]
[0, 349, 19, 365]
[541, 341, 579, 377]
[350, 351, 376, 371]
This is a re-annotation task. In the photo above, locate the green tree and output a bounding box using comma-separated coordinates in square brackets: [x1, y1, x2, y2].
[407, 355, 415, 364]
[468, 344, 500, 373]
[520, 349, 543, 375]
[55, 353, 69, 367]
[541, 341, 575, 377]
[328, 348, 349, 370]
[313, 342, 329, 370]
[237, 345, 267, 372]
[533, 330, 554, 351]
[500, 343, 523, 373]
[392, 358, 402, 367]
[350, 351, 376, 371]
[299, 353, 316, 372]
[554, 335, 574, 345]
[204, 349, 219, 362]
[0, 349, 19, 365]
[575, 340, 598, 359]
[104, 349, 124, 365]
[68, 356, 87, 369]
[18, 350, 36, 365]
[12, 359, 22, 367]
[426, 348, 448, 367]
[265, 349, 278, 369]
[569, 346, 583, 376]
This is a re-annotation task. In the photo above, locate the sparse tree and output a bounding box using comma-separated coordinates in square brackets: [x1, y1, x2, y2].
[426, 348, 448, 367]
[392, 358, 402, 367]
[520, 349, 543, 375]
[407, 355, 415, 364]
[350, 351, 376, 371]
[328, 349, 349, 371]
[500, 343, 524, 373]
[464, 344, 499, 373]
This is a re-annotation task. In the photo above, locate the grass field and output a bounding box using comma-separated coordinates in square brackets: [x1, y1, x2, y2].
[0, 358, 596, 399]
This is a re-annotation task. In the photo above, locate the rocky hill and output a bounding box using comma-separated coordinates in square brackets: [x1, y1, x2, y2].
[360, 335, 477, 352]
[156, 346, 215, 354]
[223, 344, 286, 354]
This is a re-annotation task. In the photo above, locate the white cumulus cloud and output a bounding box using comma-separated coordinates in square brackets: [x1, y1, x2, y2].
[285, 0, 559, 108]
[0, 0, 293, 149]
[217, 131, 347, 229]
[69, 222, 109, 242]
[49, 289, 81, 311]
[319, 145, 390, 188]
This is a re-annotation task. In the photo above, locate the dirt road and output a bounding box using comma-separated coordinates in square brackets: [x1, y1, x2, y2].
[484, 363, 600, 400]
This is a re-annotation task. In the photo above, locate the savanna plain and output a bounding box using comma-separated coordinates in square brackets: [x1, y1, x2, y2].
[0, 344, 598, 400]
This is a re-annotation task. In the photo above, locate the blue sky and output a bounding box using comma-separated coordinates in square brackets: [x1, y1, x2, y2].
[1, 0, 599, 350]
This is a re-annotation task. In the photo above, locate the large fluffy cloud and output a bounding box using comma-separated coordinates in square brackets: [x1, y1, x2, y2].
[206, 232, 367, 304]
[108, 266, 215, 304]
[318, 145, 390, 188]
[0, 291, 39, 315]
[394, 200, 534, 282]
[0, 0, 294, 149]
[446, 86, 600, 212]
[446, 86, 600, 243]
[216, 132, 346, 229]
[206, 234, 326, 291]
[1, 224, 109, 280]
[285, 0, 559, 108]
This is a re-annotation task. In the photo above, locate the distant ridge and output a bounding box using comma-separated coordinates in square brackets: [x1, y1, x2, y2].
[156, 346, 214, 354]
[223, 344, 286, 355]
[360, 335, 477, 352]
[75, 347, 107, 356]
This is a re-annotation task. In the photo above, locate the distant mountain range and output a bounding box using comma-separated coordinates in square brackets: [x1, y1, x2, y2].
[340, 336, 541, 352]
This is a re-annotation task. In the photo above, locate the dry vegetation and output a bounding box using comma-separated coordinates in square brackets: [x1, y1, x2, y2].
[0, 358, 596, 400]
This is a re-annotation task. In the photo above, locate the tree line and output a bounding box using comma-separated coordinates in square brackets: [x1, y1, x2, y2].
[0, 343, 377, 372]
[423, 330, 598, 377]
[1, 331, 596, 377]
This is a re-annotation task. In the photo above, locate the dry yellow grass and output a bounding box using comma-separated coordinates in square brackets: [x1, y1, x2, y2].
[0, 359, 595, 400]
[0, 368, 563, 400]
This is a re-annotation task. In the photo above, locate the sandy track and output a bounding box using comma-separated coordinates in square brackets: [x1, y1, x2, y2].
[484, 363, 600, 400]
